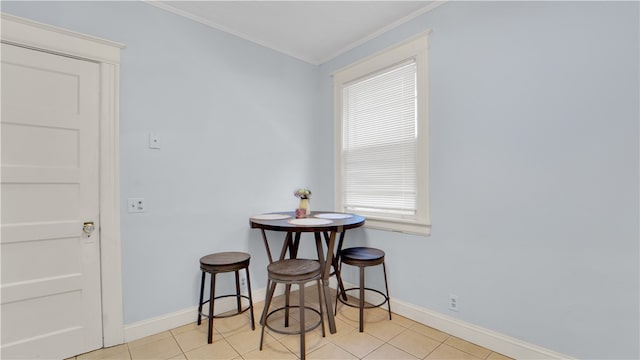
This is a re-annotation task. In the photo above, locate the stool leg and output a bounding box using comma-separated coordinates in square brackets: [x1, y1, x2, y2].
[299, 283, 306, 360]
[382, 262, 392, 320]
[316, 279, 325, 337]
[284, 284, 291, 328]
[208, 273, 217, 344]
[334, 286, 339, 317]
[334, 259, 342, 316]
[197, 271, 205, 325]
[234, 270, 242, 312]
[245, 267, 255, 330]
[261, 280, 277, 325]
[359, 266, 365, 333]
[260, 279, 274, 350]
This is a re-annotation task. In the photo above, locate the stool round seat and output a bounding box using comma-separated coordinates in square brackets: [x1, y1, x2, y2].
[200, 252, 251, 272]
[340, 247, 385, 266]
[268, 259, 321, 281]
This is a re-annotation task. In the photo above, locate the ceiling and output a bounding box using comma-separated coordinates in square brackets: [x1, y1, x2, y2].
[150, 1, 441, 65]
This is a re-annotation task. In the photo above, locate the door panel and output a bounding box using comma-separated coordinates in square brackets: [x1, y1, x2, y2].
[1, 43, 103, 359]
[2, 122, 80, 167]
[1, 48, 84, 124]
[2, 184, 80, 223]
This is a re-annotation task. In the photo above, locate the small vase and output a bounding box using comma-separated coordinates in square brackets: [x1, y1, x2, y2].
[298, 198, 310, 217]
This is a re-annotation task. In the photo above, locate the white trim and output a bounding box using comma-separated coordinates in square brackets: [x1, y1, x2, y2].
[144, 1, 317, 65]
[391, 298, 574, 360]
[1, 12, 125, 347]
[0, 13, 124, 64]
[333, 280, 573, 360]
[123, 287, 267, 343]
[144, 1, 445, 65]
[124, 307, 198, 344]
[318, 1, 446, 64]
[99, 62, 124, 347]
[363, 217, 431, 236]
[330, 29, 432, 78]
[334, 32, 431, 235]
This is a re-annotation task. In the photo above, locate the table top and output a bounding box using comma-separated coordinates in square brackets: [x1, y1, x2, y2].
[250, 211, 365, 232]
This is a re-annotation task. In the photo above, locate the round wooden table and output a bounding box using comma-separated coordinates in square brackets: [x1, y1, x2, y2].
[250, 211, 365, 334]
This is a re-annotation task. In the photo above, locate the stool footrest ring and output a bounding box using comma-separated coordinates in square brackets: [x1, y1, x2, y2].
[337, 287, 389, 309]
[263, 306, 323, 335]
[199, 294, 253, 319]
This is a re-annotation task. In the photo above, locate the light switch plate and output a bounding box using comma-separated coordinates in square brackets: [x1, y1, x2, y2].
[149, 133, 160, 149]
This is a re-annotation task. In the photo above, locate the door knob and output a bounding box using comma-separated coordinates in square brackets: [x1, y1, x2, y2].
[83, 221, 95, 237]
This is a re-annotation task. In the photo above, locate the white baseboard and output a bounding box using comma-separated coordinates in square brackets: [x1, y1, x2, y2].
[124, 282, 572, 359]
[123, 306, 197, 343]
[334, 278, 572, 360]
[123, 287, 268, 343]
[390, 297, 573, 360]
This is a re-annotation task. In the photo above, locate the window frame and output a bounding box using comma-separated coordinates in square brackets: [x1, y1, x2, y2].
[333, 31, 431, 236]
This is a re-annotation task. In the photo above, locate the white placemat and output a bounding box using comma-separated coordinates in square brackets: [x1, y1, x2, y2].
[314, 213, 352, 220]
[251, 214, 291, 220]
[288, 218, 333, 226]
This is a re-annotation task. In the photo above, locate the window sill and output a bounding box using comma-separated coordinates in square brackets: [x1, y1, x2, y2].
[363, 217, 431, 236]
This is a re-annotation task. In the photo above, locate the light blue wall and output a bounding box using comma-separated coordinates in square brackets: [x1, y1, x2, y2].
[1, 0, 327, 324]
[2, 1, 638, 359]
[320, 2, 639, 359]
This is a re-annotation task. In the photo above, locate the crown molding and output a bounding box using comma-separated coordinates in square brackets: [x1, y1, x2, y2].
[318, 0, 447, 64]
[144, 1, 447, 66]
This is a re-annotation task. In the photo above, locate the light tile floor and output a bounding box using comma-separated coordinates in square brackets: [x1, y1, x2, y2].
[70, 289, 514, 360]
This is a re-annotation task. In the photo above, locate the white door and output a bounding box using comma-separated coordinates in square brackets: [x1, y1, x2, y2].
[1, 43, 103, 359]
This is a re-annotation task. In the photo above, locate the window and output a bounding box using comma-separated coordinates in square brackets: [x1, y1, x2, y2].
[334, 32, 431, 235]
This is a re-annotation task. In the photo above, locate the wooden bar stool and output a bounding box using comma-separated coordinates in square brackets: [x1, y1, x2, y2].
[260, 259, 325, 360]
[335, 247, 391, 332]
[197, 252, 255, 344]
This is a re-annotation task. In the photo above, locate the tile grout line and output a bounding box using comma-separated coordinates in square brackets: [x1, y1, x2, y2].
[168, 327, 187, 359]
[423, 343, 446, 360]
[378, 317, 452, 360]
[445, 336, 492, 360]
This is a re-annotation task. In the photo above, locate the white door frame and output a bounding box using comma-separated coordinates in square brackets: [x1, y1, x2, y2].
[1, 13, 125, 347]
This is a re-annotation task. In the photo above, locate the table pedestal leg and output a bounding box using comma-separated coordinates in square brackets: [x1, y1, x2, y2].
[322, 279, 336, 333]
[325, 231, 348, 301]
[316, 231, 339, 334]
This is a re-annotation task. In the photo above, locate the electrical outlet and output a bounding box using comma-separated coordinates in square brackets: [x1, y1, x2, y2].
[127, 198, 145, 213]
[448, 294, 459, 312]
[240, 275, 247, 288]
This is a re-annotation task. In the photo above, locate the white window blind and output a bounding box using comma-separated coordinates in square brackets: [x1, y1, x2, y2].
[334, 31, 430, 235]
[342, 60, 417, 217]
